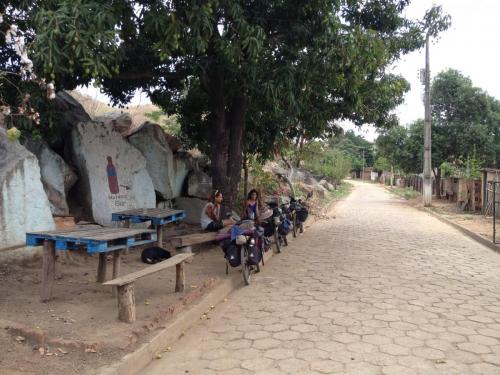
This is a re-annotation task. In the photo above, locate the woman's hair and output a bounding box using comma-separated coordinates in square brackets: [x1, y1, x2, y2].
[247, 189, 259, 200]
[209, 189, 222, 203]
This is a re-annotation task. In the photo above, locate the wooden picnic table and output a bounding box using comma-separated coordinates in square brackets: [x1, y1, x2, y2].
[26, 226, 156, 302]
[112, 208, 186, 247]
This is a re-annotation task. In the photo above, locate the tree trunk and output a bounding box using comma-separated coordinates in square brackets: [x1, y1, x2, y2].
[243, 152, 248, 199]
[209, 84, 247, 212]
[433, 168, 441, 199]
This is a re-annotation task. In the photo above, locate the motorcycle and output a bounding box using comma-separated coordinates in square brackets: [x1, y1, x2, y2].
[219, 225, 266, 285]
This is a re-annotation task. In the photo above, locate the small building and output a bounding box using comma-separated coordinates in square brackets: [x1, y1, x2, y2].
[362, 167, 374, 181]
[481, 168, 500, 215]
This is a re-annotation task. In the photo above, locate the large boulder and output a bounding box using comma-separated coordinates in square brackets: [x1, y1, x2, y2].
[24, 140, 78, 216]
[312, 184, 328, 199]
[0, 129, 55, 248]
[50, 91, 92, 156]
[187, 170, 212, 199]
[128, 122, 192, 199]
[95, 112, 133, 135]
[71, 121, 156, 226]
[174, 197, 206, 225]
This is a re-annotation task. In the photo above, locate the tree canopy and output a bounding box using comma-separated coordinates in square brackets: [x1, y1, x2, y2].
[1, 1, 450, 209]
[376, 69, 500, 178]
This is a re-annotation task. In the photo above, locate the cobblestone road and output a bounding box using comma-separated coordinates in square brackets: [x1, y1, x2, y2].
[146, 182, 500, 375]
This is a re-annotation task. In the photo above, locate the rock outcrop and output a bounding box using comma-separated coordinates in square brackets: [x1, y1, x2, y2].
[71, 121, 156, 226]
[95, 112, 133, 135]
[128, 122, 192, 200]
[187, 170, 212, 199]
[174, 197, 206, 225]
[24, 140, 78, 216]
[0, 129, 55, 248]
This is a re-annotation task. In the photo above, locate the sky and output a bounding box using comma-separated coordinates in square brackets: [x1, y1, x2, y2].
[346, 0, 500, 141]
[80, 1, 500, 142]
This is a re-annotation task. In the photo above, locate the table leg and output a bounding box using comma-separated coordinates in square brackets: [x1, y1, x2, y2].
[97, 253, 107, 283]
[123, 219, 130, 255]
[41, 240, 56, 302]
[112, 250, 121, 296]
[157, 225, 163, 247]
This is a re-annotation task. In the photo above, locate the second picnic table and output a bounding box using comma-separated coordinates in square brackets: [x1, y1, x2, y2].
[26, 226, 157, 301]
[111, 208, 186, 247]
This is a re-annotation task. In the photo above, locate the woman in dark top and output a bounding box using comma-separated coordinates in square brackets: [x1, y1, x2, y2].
[241, 189, 262, 223]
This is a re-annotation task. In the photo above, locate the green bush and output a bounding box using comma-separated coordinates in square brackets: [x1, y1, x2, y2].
[303, 142, 352, 182]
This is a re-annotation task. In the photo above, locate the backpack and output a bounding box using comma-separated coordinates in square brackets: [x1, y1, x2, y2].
[222, 240, 241, 267]
[278, 218, 291, 236]
[141, 247, 171, 264]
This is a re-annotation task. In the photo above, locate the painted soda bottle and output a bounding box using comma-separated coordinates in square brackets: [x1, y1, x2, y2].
[106, 156, 119, 194]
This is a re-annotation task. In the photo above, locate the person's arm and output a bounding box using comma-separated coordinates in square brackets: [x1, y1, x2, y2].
[205, 204, 218, 222]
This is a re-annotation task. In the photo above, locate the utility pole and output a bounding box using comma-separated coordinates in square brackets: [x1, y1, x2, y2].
[423, 34, 432, 206]
[362, 148, 365, 180]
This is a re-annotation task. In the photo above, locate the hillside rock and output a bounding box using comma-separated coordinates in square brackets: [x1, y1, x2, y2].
[128, 122, 192, 199]
[174, 197, 206, 225]
[187, 170, 212, 199]
[71, 121, 155, 226]
[24, 140, 78, 215]
[0, 129, 55, 248]
[95, 112, 132, 135]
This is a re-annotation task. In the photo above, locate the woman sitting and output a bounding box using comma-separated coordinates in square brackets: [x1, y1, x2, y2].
[200, 190, 235, 231]
[241, 189, 262, 223]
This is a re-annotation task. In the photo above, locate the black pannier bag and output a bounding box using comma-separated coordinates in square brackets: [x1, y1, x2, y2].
[222, 239, 241, 267]
[246, 242, 262, 265]
[262, 221, 274, 237]
[297, 207, 308, 222]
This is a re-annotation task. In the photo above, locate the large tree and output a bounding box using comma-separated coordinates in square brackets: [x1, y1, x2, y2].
[376, 70, 500, 192]
[2, 1, 449, 209]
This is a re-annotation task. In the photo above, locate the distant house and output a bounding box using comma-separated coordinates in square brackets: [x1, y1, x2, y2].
[481, 168, 500, 215]
[362, 167, 376, 181]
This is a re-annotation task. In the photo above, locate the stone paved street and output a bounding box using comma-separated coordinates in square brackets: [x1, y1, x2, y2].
[145, 182, 500, 375]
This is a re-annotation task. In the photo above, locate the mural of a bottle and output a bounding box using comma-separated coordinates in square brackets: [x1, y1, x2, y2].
[106, 156, 120, 194]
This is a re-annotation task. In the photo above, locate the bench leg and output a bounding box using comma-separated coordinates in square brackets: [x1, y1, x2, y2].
[117, 283, 136, 323]
[112, 250, 121, 296]
[41, 240, 56, 302]
[97, 253, 107, 283]
[175, 262, 185, 292]
[157, 225, 163, 247]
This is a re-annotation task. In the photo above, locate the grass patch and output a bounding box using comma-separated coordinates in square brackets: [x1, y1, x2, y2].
[390, 187, 421, 200]
[329, 181, 354, 201]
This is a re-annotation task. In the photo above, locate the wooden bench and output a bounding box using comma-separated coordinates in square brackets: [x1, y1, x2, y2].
[103, 253, 193, 323]
[169, 231, 218, 249]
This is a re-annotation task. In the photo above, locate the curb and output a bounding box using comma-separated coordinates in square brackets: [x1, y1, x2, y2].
[384, 186, 500, 254]
[420, 207, 500, 254]
[97, 243, 276, 375]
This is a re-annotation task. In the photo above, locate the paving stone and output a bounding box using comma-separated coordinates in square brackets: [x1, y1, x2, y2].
[457, 342, 492, 354]
[382, 365, 418, 375]
[277, 358, 310, 372]
[142, 182, 500, 375]
[263, 348, 294, 360]
[469, 363, 500, 375]
[253, 338, 282, 350]
[310, 360, 344, 373]
[207, 358, 241, 371]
